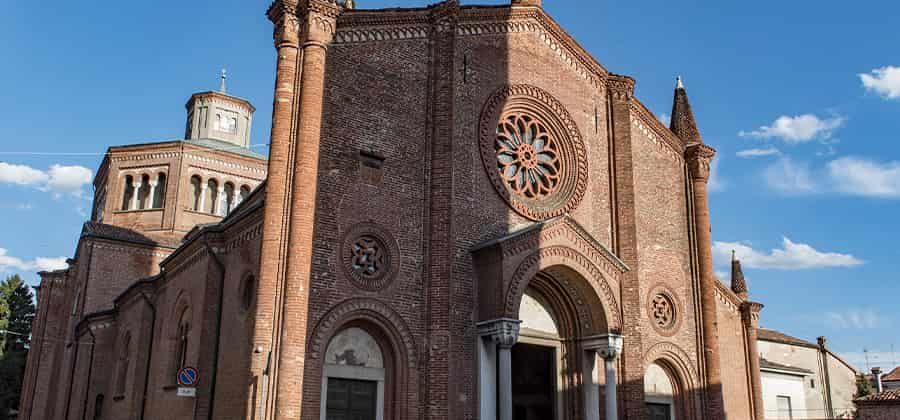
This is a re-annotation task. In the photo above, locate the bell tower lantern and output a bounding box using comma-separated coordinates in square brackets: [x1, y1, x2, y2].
[184, 70, 256, 148]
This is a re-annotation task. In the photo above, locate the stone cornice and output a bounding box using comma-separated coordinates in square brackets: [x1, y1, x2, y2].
[685, 143, 716, 181]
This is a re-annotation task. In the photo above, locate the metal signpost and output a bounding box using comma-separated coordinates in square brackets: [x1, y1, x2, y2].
[176, 366, 199, 397]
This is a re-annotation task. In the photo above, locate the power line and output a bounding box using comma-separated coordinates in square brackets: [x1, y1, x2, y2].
[0, 143, 270, 157]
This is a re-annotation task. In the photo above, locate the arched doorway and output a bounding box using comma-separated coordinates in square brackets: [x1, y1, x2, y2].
[320, 327, 386, 420]
[479, 264, 622, 420]
[645, 362, 677, 420]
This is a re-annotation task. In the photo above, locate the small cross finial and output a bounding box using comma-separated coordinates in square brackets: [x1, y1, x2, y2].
[676, 76, 684, 89]
[219, 69, 227, 93]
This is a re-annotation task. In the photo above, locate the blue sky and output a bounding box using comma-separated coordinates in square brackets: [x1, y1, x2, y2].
[2, 0, 898, 370]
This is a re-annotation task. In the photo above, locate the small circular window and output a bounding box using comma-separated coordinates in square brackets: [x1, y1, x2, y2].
[340, 223, 400, 291]
[647, 285, 682, 336]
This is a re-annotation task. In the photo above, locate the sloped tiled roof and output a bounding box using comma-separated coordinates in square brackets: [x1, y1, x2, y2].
[757, 328, 817, 348]
[856, 389, 900, 403]
[81, 222, 179, 248]
[883, 366, 900, 382]
[760, 358, 814, 375]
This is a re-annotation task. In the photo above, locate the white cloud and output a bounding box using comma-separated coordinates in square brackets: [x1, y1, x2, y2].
[763, 157, 818, 194]
[0, 248, 68, 273]
[0, 162, 92, 197]
[860, 66, 900, 99]
[46, 165, 93, 197]
[826, 309, 881, 330]
[707, 158, 726, 193]
[657, 113, 671, 126]
[827, 157, 900, 198]
[712, 237, 863, 270]
[737, 147, 781, 158]
[739, 114, 845, 143]
[0, 162, 49, 186]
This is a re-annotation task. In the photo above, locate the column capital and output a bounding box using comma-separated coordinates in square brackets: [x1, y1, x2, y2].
[606, 74, 635, 101]
[302, 0, 344, 47]
[477, 318, 521, 349]
[685, 143, 716, 181]
[268, 1, 301, 48]
[740, 301, 764, 325]
[582, 333, 623, 360]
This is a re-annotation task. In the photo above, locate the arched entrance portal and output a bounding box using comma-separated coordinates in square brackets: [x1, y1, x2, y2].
[478, 265, 623, 420]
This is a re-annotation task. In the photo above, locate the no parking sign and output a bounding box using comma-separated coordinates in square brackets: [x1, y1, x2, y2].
[177, 366, 199, 397]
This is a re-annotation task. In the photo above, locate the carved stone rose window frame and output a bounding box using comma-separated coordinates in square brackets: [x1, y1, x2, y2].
[479, 84, 588, 221]
[340, 223, 401, 291]
[646, 284, 683, 337]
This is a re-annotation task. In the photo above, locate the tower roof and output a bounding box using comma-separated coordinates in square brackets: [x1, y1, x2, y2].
[669, 76, 703, 144]
[731, 251, 748, 297]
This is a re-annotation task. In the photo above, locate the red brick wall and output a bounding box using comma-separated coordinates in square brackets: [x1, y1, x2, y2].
[857, 403, 900, 420]
[716, 294, 753, 416]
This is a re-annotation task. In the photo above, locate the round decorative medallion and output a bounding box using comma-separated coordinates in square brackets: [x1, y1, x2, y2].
[479, 85, 587, 221]
[647, 285, 682, 336]
[340, 223, 400, 291]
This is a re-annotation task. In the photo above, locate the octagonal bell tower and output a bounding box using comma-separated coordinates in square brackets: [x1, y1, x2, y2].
[184, 70, 256, 148]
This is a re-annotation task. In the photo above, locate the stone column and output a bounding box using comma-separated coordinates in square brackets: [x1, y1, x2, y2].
[686, 143, 726, 418]
[216, 185, 226, 216]
[131, 177, 143, 210]
[584, 334, 623, 420]
[198, 183, 208, 213]
[147, 180, 158, 208]
[477, 318, 520, 420]
[741, 301, 764, 420]
[272, 1, 342, 418]
[253, 3, 303, 417]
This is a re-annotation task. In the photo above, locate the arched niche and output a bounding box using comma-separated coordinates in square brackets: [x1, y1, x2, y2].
[320, 327, 385, 420]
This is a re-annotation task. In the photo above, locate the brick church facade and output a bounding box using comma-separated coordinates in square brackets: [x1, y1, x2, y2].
[19, 0, 766, 419]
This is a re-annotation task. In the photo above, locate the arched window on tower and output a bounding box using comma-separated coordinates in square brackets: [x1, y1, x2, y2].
[137, 174, 151, 209]
[122, 175, 135, 210]
[190, 176, 202, 211]
[205, 179, 219, 214]
[236, 185, 251, 207]
[115, 333, 131, 396]
[152, 173, 167, 208]
[223, 182, 235, 214]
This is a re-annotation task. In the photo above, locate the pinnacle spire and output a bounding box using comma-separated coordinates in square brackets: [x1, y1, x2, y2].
[219, 68, 227, 93]
[731, 250, 748, 298]
[670, 76, 703, 144]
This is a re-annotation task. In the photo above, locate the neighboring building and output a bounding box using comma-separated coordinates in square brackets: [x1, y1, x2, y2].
[881, 367, 900, 390]
[19, 1, 770, 419]
[757, 328, 859, 419]
[855, 390, 900, 420]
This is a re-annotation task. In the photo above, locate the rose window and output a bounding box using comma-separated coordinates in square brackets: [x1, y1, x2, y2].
[350, 236, 384, 278]
[495, 113, 561, 199]
[478, 85, 588, 221]
[341, 223, 400, 291]
[651, 294, 676, 329]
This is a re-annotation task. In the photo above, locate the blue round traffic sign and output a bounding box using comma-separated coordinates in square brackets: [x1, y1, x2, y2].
[177, 366, 199, 387]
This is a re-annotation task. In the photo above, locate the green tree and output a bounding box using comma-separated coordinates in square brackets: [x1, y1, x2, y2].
[0, 275, 36, 419]
[857, 372, 875, 397]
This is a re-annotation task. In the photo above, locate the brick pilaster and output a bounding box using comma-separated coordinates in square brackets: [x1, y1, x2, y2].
[255, 1, 304, 418]
[269, 1, 342, 419]
[741, 301, 765, 420]
[606, 74, 645, 420]
[686, 143, 726, 419]
[424, 2, 458, 419]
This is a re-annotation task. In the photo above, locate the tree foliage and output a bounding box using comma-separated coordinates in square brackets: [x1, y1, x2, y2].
[0, 275, 36, 419]
[856, 372, 876, 397]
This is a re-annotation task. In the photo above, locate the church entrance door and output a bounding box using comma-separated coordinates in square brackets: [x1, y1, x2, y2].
[325, 378, 377, 420]
[511, 342, 557, 420]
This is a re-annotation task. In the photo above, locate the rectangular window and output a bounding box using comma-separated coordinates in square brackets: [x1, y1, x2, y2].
[325, 378, 377, 420]
[776, 395, 793, 420]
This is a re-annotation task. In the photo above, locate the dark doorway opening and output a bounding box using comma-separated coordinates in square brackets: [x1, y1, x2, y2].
[511, 342, 556, 420]
[325, 378, 377, 420]
[647, 402, 672, 420]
